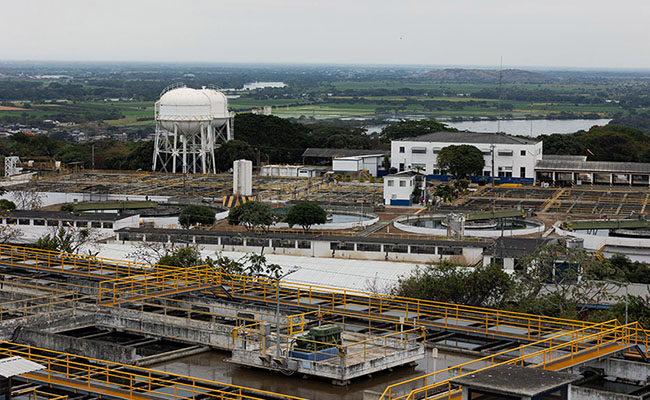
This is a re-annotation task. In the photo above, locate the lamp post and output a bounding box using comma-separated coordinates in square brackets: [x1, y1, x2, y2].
[603, 279, 629, 325]
[258, 267, 300, 358]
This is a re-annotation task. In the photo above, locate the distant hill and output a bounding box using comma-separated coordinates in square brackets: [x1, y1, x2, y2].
[421, 68, 554, 83]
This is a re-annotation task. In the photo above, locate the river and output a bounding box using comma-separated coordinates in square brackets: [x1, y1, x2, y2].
[365, 118, 611, 137]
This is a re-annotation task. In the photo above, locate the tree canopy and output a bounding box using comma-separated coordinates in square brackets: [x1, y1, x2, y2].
[437, 144, 485, 178]
[178, 205, 216, 228]
[285, 202, 327, 231]
[539, 125, 650, 163]
[379, 119, 457, 142]
[227, 201, 277, 231]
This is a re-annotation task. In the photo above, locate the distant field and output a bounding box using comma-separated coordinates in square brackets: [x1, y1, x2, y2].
[0, 105, 26, 111]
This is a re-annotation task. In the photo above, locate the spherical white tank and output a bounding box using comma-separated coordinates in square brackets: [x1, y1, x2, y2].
[156, 87, 230, 135]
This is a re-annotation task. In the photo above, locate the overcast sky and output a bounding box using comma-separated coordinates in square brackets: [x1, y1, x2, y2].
[2, 0, 649, 69]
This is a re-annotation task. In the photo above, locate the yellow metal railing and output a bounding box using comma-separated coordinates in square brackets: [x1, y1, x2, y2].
[383, 321, 647, 400]
[0, 340, 306, 400]
[219, 270, 607, 342]
[98, 264, 218, 304]
[0, 244, 172, 279]
[14, 388, 69, 400]
[232, 322, 425, 369]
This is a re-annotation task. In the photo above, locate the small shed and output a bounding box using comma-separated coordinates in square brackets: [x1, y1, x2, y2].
[451, 364, 579, 400]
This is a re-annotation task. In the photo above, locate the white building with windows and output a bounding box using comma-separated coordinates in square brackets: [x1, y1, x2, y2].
[383, 171, 421, 206]
[391, 131, 542, 181]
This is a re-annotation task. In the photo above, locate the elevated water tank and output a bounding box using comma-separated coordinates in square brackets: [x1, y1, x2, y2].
[153, 84, 234, 174]
[156, 87, 230, 135]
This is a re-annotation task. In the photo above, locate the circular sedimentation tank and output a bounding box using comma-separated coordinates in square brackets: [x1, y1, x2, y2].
[394, 214, 545, 238]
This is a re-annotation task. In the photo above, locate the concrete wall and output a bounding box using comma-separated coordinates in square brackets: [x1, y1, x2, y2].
[587, 358, 650, 384]
[16, 328, 136, 364]
[571, 385, 640, 400]
[0, 191, 170, 208]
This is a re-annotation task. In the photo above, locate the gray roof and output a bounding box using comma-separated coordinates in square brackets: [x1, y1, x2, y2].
[542, 154, 588, 162]
[452, 365, 579, 397]
[384, 170, 422, 178]
[4, 210, 131, 221]
[302, 148, 390, 158]
[398, 131, 538, 145]
[483, 237, 559, 258]
[536, 159, 650, 174]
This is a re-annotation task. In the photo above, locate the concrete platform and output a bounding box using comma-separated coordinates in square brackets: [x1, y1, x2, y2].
[228, 331, 424, 384]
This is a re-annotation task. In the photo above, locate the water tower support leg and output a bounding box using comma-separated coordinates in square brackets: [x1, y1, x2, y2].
[172, 125, 178, 173]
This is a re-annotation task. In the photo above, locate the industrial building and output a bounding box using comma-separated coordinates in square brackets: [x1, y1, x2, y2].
[383, 170, 423, 206]
[535, 155, 650, 186]
[331, 153, 386, 177]
[391, 131, 542, 182]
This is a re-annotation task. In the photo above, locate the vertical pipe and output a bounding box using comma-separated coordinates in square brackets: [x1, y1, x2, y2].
[172, 124, 178, 173]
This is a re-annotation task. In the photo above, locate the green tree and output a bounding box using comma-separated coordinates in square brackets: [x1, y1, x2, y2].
[34, 227, 98, 255]
[380, 119, 457, 142]
[158, 246, 200, 268]
[285, 202, 327, 231]
[214, 140, 256, 172]
[393, 261, 514, 308]
[227, 201, 277, 232]
[434, 184, 453, 203]
[178, 205, 216, 228]
[0, 199, 16, 210]
[437, 145, 485, 178]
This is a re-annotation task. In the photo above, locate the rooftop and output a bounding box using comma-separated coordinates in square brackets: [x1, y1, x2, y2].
[452, 364, 579, 397]
[535, 159, 650, 174]
[483, 237, 560, 258]
[397, 131, 538, 145]
[302, 148, 390, 158]
[384, 170, 422, 178]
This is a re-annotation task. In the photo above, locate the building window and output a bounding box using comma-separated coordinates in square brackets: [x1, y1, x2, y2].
[399, 146, 405, 153]
[520, 167, 526, 178]
[497, 150, 513, 157]
[412, 163, 425, 169]
[482, 151, 491, 156]
[483, 170, 490, 176]
[399, 163, 405, 171]
[520, 150, 526, 156]
[399, 180, 406, 187]
[433, 148, 441, 154]
[411, 147, 426, 154]
[387, 179, 394, 187]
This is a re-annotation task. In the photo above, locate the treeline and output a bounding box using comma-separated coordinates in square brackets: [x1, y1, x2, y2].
[472, 87, 608, 104]
[0, 103, 123, 126]
[214, 114, 383, 169]
[540, 125, 650, 163]
[0, 133, 153, 171]
[610, 110, 650, 134]
[0, 114, 384, 172]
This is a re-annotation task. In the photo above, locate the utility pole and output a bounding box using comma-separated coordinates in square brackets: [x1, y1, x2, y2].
[91, 144, 95, 170]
